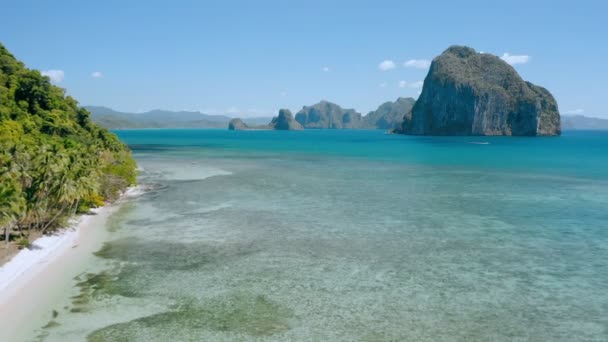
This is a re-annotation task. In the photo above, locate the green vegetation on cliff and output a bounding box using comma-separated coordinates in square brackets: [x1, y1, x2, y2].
[400, 46, 561, 136]
[295, 101, 362, 129]
[0, 43, 136, 247]
[363, 97, 416, 130]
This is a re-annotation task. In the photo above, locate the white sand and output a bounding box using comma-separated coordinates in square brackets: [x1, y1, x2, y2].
[0, 208, 101, 294]
[0, 187, 143, 341]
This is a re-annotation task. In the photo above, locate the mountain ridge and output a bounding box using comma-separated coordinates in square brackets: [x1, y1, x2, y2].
[86, 106, 272, 129]
[561, 115, 608, 130]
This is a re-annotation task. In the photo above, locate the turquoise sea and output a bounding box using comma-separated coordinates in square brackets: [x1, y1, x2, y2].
[32, 130, 608, 341]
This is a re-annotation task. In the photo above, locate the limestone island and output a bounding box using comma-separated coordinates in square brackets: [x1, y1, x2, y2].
[396, 45, 561, 136]
[228, 109, 303, 130]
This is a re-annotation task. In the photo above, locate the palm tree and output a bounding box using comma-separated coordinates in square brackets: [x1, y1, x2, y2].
[1, 145, 30, 238]
[40, 149, 82, 232]
[0, 179, 25, 247]
[40, 178, 75, 233]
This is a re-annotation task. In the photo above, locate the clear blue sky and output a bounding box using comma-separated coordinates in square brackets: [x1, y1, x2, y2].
[2, 0, 607, 117]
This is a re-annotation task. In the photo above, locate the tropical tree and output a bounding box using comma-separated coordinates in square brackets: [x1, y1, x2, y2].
[0, 42, 137, 251]
[0, 178, 25, 246]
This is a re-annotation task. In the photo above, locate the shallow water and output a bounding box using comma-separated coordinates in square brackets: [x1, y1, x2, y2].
[28, 130, 608, 341]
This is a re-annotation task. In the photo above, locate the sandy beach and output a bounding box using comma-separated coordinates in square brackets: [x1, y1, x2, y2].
[0, 188, 142, 341]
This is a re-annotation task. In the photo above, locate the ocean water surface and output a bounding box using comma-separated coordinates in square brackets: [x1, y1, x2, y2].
[31, 129, 608, 341]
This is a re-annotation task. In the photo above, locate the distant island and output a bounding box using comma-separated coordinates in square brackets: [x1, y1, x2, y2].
[89, 102, 414, 131]
[294, 101, 362, 129]
[85, 44, 608, 135]
[228, 109, 303, 130]
[228, 98, 416, 131]
[561, 115, 608, 130]
[363, 97, 416, 130]
[396, 46, 561, 136]
[86, 106, 271, 129]
[91, 103, 607, 133]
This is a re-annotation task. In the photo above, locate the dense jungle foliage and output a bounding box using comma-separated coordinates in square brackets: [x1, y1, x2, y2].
[0, 43, 136, 246]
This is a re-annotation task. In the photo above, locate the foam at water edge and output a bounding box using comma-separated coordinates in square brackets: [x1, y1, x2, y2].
[122, 185, 148, 199]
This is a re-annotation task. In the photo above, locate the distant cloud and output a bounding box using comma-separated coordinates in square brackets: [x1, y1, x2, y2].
[41, 69, 64, 83]
[564, 109, 585, 115]
[378, 60, 396, 71]
[379, 82, 387, 88]
[501, 53, 530, 65]
[280, 91, 287, 97]
[322, 66, 330, 72]
[404, 59, 431, 69]
[91, 71, 103, 78]
[397, 80, 424, 89]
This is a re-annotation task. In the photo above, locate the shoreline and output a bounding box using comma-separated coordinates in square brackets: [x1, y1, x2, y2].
[0, 186, 143, 341]
[0, 207, 102, 294]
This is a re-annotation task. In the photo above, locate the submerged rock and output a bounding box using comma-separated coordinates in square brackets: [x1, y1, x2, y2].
[399, 46, 560, 136]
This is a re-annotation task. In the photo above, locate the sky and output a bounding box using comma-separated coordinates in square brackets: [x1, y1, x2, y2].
[2, 0, 607, 118]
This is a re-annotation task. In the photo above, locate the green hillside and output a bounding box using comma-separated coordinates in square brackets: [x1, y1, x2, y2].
[0, 43, 136, 247]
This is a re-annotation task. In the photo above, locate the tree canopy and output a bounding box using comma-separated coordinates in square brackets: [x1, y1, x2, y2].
[0, 43, 137, 246]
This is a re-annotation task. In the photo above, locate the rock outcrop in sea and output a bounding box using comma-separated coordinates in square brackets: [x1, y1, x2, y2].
[363, 97, 416, 130]
[228, 118, 249, 130]
[228, 110, 302, 130]
[295, 101, 362, 129]
[398, 46, 560, 136]
[269, 109, 303, 130]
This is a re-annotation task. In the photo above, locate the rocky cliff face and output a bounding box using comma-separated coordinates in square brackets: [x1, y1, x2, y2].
[363, 97, 416, 129]
[399, 46, 560, 136]
[228, 118, 249, 130]
[295, 101, 362, 129]
[269, 109, 303, 130]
